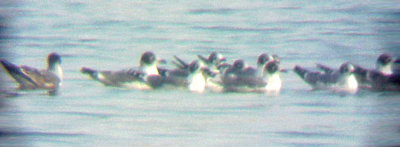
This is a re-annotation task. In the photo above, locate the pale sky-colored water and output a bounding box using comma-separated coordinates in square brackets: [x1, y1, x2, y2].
[0, 0, 399, 146]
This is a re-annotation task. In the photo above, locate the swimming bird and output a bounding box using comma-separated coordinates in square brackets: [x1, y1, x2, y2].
[316, 54, 394, 90]
[0, 53, 63, 95]
[221, 59, 281, 94]
[264, 61, 282, 95]
[360, 58, 400, 91]
[80, 51, 165, 89]
[376, 53, 393, 75]
[256, 53, 274, 78]
[187, 61, 208, 93]
[294, 62, 358, 94]
[222, 60, 256, 92]
[363, 69, 400, 91]
[197, 52, 226, 73]
[167, 56, 216, 93]
[318, 54, 393, 74]
[352, 53, 393, 82]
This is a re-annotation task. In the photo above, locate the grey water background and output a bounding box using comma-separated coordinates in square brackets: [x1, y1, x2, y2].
[0, 0, 400, 146]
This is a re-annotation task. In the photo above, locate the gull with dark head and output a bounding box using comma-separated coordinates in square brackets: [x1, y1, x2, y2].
[375, 53, 393, 75]
[221, 59, 282, 94]
[264, 61, 282, 95]
[364, 58, 400, 91]
[294, 62, 358, 94]
[316, 54, 395, 90]
[187, 61, 209, 93]
[351, 54, 393, 78]
[166, 56, 216, 93]
[80, 51, 164, 90]
[0, 53, 63, 95]
[222, 59, 250, 91]
[256, 53, 274, 77]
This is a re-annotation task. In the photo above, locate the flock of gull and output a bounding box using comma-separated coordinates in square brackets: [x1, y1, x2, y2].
[0, 51, 399, 96]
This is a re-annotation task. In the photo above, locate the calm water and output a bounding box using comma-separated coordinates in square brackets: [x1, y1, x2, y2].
[0, 0, 400, 146]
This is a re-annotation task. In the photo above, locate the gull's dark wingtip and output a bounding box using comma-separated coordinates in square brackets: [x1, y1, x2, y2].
[293, 65, 305, 77]
[316, 63, 334, 74]
[1, 59, 23, 76]
[80, 67, 100, 80]
[173, 55, 189, 69]
[80, 67, 96, 75]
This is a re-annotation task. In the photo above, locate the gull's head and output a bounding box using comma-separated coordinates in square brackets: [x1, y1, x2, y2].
[233, 59, 245, 71]
[265, 61, 280, 75]
[47, 52, 62, 70]
[339, 62, 355, 75]
[140, 51, 157, 67]
[257, 53, 273, 67]
[139, 51, 161, 76]
[189, 60, 201, 73]
[376, 53, 393, 74]
[209, 52, 226, 65]
[47, 52, 63, 84]
[377, 53, 392, 67]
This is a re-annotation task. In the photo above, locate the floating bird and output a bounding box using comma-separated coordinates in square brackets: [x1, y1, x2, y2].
[264, 61, 282, 95]
[167, 56, 216, 93]
[318, 54, 392, 74]
[363, 69, 400, 91]
[316, 54, 395, 91]
[353, 54, 393, 85]
[197, 52, 226, 73]
[376, 53, 393, 75]
[196, 52, 230, 91]
[256, 53, 274, 78]
[187, 61, 207, 93]
[222, 60, 257, 92]
[0, 53, 63, 95]
[221, 59, 281, 94]
[294, 62, 358, 94]
[360, 58, 400, 91]
[80, 51, 165, 90]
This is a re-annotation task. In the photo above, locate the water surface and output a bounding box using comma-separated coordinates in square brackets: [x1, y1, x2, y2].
[0, 0, 400, 146]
